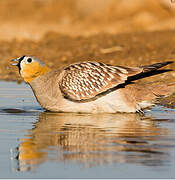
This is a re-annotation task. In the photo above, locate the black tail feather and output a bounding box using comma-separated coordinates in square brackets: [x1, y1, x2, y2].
[140, 61, 173, 73]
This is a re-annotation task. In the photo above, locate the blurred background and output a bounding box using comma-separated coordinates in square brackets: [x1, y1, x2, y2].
[1, 0, 175, 40]
[1, 0, 175, 81]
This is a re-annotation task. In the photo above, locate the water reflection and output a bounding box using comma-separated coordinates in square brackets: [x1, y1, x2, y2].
[13, 112, 171, 171]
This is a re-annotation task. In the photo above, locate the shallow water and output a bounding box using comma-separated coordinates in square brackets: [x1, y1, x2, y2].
[0, 81, 175, 178]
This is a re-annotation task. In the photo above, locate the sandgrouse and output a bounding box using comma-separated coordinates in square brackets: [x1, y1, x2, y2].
[11, 55, 175, 113]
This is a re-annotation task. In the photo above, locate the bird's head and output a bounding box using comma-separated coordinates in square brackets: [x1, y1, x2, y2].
[11, 55, 51, 83]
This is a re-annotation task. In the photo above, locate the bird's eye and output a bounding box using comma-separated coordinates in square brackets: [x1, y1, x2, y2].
[27, 58, 32, 63]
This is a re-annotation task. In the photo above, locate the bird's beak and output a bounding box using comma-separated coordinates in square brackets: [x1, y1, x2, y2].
[11, 58, 19, 66]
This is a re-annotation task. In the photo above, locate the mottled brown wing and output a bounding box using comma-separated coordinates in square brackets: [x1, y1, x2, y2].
[59, 62, 142, 101]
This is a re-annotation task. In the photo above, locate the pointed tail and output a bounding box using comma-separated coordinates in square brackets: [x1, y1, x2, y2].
[140, 61, 173, 73]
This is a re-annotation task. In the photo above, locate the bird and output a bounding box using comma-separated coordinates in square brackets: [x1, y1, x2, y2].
[11, 55, 175, 113]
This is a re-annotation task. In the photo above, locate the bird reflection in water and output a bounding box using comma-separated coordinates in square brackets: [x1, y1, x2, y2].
[12, 112, 170, 172]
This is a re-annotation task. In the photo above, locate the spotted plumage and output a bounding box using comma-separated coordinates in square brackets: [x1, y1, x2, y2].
[59, 61, 160, 101]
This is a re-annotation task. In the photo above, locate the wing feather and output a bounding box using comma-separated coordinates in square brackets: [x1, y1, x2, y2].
[59, 62, 142, 101]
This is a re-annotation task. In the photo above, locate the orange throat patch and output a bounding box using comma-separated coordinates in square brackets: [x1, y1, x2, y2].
[21, 62, 51, 83]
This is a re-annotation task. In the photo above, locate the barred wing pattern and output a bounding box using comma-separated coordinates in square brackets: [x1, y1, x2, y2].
[59, 62, 142, 101]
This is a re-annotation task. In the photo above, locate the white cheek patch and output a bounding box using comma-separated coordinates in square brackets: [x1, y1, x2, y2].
[20, 56, 33, 69]
[20, 60, 27, 69]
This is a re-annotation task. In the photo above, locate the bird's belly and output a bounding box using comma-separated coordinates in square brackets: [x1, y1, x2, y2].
[54, 90, 137, 113]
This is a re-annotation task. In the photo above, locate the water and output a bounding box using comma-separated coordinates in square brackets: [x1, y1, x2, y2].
[0, 81, 175, 178]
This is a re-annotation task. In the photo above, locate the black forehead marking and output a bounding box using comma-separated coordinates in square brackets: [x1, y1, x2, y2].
[17, 55, 26, 71]
[18, 55, 26, 63]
